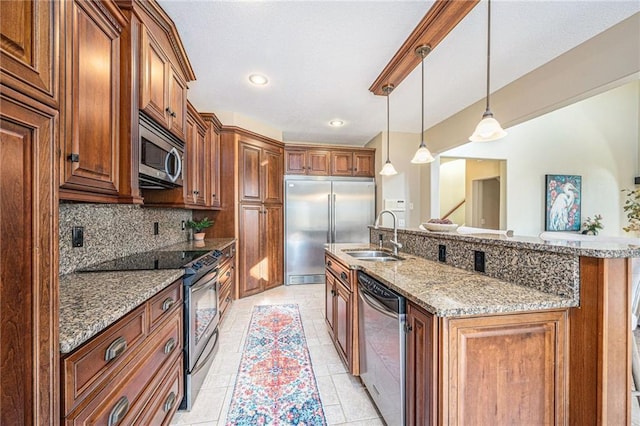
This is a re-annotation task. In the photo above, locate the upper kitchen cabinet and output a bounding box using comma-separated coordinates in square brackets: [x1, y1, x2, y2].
[331, 149, 375, 177]
[0, 0, 60, 107]
[59, 0, 128, 203]
[239, 136, 284, 204]
[201, 113, 222, 209]
[285, 145, 375, 177]
[139, 27, 188, 141]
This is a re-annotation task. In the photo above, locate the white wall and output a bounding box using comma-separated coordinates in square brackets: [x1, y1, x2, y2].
[443, 80, 640, 237]
[367, 131, 423, 228]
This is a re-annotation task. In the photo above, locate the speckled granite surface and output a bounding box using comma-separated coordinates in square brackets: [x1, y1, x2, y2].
[326, 243, 576, 317]
[59, 238, 236, 354]
[59, 269, 183, 353]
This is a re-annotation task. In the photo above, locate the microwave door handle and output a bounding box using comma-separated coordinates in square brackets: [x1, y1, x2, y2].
[165, 147, 182, 183]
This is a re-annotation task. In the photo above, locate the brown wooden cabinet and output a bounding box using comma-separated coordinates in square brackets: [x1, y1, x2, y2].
[61, 280, 184, 425]
[406, 302, 437, 426]
[59, 0, 127, 202]
[140, 25, 187, 141]
[239, 140, 283, 204]
[185, 104, 207, 207]
[324, 253, 357, 373]
[202, 113, 222, 209]
[0, 87, 58, 426]
[285, 144, 375, 177]
[218, 243, 236, 321]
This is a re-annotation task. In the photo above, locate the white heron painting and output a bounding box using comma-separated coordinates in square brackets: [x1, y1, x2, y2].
[545, 174, 582, 231]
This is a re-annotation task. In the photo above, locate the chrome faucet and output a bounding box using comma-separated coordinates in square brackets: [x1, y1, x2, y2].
[374, 210, 403, 256]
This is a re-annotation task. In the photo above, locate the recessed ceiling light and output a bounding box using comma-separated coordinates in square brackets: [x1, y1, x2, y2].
[248, 74, 269, 85]
[329, 120, 344, 127]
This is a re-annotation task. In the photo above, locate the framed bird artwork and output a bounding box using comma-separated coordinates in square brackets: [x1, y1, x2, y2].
[545, 174, 582, 231]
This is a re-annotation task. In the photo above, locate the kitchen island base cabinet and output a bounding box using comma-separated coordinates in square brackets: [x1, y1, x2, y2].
[440, 310, 567, 425]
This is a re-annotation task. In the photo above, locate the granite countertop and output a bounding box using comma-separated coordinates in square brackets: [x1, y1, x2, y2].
[385, 227, 640, 258]
[326, 243, 577, 317]
[59, 238, 236, 354]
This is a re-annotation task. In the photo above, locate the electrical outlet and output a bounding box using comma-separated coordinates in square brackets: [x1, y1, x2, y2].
[438, 245, 446, 262]
[181, 220, 186, 231]
[72, 226, 84, 248]
[153, 222, 159, 235]
[474, 250, 485, 273]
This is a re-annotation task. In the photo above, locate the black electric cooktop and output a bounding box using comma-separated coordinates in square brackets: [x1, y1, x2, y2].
[78, 250, 212, 272]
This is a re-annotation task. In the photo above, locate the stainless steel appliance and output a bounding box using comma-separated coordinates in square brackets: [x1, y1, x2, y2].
[357, 271, 406, 426]
[79, 247, 224, 411]
[139, 113, 184, 189]
[285, 176, 375, 284]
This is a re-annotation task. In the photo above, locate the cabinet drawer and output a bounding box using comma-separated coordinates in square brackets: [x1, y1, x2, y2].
[148, 280, 183, 331]
[218, 263, 233, 287]
[61, 304, 146, 415]
[65, 310, 182, 425]
[133, 356, 183, 426]
[325, 254, 351, 289]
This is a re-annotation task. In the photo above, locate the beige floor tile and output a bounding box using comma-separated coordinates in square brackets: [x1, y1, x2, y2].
[316, 375, 340, 405]
[322, 404, 346, 425]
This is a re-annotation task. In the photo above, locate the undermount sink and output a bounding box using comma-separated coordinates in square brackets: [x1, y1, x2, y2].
[344, 250, 404, 262]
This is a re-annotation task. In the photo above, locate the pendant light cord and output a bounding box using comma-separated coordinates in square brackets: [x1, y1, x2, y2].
[421, 51, 425, 142]
[386, 91, 391, 161]
[485, 0, 492, 112]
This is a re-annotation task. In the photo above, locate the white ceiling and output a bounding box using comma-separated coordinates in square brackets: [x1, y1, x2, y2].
[159, 0, 640, 146]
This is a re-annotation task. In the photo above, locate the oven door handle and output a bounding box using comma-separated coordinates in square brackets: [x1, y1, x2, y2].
[165, 147, 182, 183]
[190, 270, 219, 292]
[359, 286, 398, 320]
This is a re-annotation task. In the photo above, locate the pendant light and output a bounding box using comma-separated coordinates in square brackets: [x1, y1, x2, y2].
[469, 0, 507, 142]
[411, 45, 434, 164]
[380, 84, 398, 176]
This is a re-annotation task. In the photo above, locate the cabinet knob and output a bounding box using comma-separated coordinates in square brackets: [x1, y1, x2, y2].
[163, 392, 176, 413]
[68, 153, 80, 163]
[327, 260, 332, 267]
[340, 272, 348, 281]
[164, 337, 176, 355]
[108, 396, 129, 426]
[162, 297, 175, 312]
[105, 337, 127, 362]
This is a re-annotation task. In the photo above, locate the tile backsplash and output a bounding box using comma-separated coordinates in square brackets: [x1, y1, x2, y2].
[59, 203, 191, 274]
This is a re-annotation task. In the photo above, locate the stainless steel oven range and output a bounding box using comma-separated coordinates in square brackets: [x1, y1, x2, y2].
[79, 248, 224, 412]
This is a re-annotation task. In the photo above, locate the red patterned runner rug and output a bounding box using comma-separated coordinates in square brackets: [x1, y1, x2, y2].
[225, 304, 326, 425]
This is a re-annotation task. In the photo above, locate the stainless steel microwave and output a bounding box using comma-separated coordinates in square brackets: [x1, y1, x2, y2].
[139, 113, 184, 189]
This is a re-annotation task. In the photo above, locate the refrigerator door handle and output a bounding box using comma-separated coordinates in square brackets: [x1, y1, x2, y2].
[327, 194, 332, 243]
[332, 194, 337, 242]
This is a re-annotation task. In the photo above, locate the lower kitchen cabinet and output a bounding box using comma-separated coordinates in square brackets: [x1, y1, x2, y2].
[218, 243, 236, 322]
[61, 280, 184, 425]
[392, 299, 568, 426]
[324, 253, 358, 374]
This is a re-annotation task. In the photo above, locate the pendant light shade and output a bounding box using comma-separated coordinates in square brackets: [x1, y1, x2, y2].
[470, 0, 507, 142]
[380, 84, 398, 176]
[411, 45, 434, 164]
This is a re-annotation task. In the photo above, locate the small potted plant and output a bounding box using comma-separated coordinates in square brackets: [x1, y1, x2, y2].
[622, 188, 640, 234]
[581, 214, 603, 235]
[186, 217, 213, 241]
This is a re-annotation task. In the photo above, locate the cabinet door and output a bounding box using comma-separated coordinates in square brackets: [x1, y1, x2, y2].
[285, 149, 306, 175]
[331, 151, 353, 176]
[443, 311, 567, 425]
[0, 0, 58, 105]
[325, 272, 336, 337]
[239, 204, 263, 298]
[61, 0, 121, 198]
[168, 67, 187, 141]
[194, 125, 206, 206]
[307, 150, 330, 175]
[0, 92, 57, 426]
[239, 142, 262, 203]
[262, 147, 283, 204]
[406, 302, 437, 426]
[207, 127, 221, 208]
[263, 204, 283, 290]
[335, 280, 351, 364]
[184, 116, 197, 205]
[353, 151, 375, 177]
[140, 27, 169, 128]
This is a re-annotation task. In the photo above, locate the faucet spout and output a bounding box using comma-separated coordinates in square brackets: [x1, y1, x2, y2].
[374, 210, 403, 256]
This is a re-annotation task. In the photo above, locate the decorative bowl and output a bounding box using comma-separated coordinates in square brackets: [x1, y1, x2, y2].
[422, 222, 459, 232]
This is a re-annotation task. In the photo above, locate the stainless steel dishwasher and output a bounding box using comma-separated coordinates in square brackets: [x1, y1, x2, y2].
[357, 271, 406, 426]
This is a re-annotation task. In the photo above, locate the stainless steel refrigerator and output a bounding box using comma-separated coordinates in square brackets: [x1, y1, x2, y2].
[285, 176, 375, 285]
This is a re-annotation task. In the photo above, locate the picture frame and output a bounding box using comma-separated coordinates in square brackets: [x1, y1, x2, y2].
[545, 174, 582, 231]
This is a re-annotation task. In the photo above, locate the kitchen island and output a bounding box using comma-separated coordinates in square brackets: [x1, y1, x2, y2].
[327, 228, 640, 425]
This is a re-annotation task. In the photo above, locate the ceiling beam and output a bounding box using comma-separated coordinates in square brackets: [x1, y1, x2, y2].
[369, 0, 479, 96]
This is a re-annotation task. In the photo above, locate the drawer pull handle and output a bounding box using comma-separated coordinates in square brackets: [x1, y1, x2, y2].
[162, 297, 175, 312]
[108, 396, 129, 426]
[327, 260, 332, 267]
[164, 392, 177, 413]
[226, 271, 231, 278]
[105, 337, 127, 362]
[164, 338, 176, 355]
[340, 272, 348, 280]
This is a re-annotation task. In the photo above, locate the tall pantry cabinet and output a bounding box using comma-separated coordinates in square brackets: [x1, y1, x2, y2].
[204, 128, 284, 299]
[1, 1, 60, 424]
